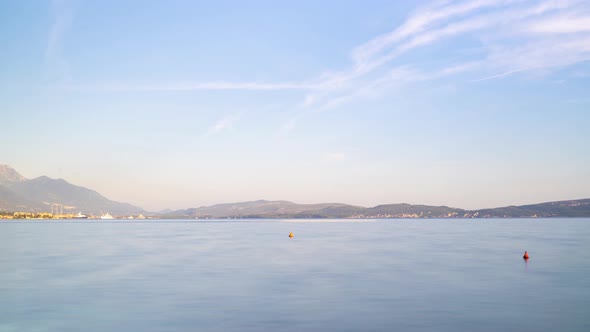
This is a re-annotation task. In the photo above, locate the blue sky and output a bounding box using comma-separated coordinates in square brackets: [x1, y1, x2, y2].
[1, 0, 589, 210]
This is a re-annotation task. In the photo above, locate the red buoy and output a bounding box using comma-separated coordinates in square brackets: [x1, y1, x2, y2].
[523, 251, 530, 260]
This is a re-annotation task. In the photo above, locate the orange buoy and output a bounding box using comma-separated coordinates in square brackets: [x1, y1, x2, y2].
[523, 251, 530, 259]
[289, 232, 294, 238]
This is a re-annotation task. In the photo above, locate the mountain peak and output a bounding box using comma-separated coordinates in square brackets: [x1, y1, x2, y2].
[0, 166, 144, 215]
[0, 164, 27, 185]
[33, 175, 64, 182]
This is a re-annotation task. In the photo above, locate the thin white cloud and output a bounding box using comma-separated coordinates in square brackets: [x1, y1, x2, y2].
[206, 114, 240, 136]
[45, 0, 75, 82]
[60, 81, 318, 92]
[471, 68, 530, 82]
[277, 117, 299, 137]
[474, 35, 590, 81]
[305, 0, 590, 109]
[528, 15, 590, 34]
[138, 81, 316, 91]
[352, 0, 513, 69]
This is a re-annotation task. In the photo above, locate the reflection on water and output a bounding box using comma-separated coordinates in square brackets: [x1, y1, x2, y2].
[1, 219, 589, 332]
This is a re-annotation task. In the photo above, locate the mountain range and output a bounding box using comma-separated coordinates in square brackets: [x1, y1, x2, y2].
[161, 198, 590, 219]
[0, 165, 144, 215]
[1, 164, 589, 218]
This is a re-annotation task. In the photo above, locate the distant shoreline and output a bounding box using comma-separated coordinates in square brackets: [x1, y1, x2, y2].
[0, 216, 590, 223]
[2, 196, 590, 220]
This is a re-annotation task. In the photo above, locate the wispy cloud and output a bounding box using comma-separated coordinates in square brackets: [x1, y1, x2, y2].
[528, 14, 590, 34]
[45, 0, 75, 83]
[277, 117, 299, 138]
[62, 0, 590, 116]
[303, 0, 590, 109]
[164, 81, 315, 91]
[350, 0, 511, 74]
[206, 114, 241, 137]
[60, 81, 319, 92]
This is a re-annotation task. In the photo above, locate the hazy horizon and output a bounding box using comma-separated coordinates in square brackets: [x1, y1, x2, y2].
[3, 163, 589, 212]
[2, 0, 590, 211]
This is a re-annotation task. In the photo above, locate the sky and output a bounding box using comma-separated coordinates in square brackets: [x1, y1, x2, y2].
[1, 0, 589, 211]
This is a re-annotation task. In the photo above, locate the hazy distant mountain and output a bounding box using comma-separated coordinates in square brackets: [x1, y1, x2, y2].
[0, 184, 44, 211]
[0, 164, 26, 186]
[162, 199, 590, 219]
[166, 200, 356, 218]
[164, 200, 463, 219]
[0, 165, 144, 216]
[474, 199, 590, 218]
[0, 165, 39, 211]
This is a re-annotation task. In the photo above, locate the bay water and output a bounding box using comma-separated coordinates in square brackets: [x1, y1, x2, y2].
[1, 219, 589, 331]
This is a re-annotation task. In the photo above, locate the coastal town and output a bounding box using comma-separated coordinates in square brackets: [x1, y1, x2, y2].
[0, 211, 147, 220]
[0, 210, 546, 220]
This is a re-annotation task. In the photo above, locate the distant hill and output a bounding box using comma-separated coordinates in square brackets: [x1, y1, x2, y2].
[166, 200, 355, 218]
[0, 165, 144, 216]
[474, 199, 590, 218]
[0, 165, 43, 211]
[162, 199, 590, 219]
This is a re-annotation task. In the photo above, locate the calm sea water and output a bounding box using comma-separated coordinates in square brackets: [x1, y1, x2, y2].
[1, 219, 589, 332]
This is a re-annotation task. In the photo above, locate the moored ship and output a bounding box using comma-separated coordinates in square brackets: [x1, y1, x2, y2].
[73, 211, 88, 219]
